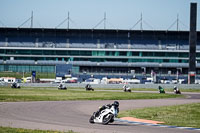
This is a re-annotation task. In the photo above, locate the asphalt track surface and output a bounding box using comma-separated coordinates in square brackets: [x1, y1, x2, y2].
[0, 92, 200, 133]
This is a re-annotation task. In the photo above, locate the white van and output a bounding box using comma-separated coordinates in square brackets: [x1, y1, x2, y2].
[83, 78, 100, 84]
[2, 77, 16, 83]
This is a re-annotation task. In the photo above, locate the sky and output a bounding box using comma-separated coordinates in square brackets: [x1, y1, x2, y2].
[0, 0, 200, 31]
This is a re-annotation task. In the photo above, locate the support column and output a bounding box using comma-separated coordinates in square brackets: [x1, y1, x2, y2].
[188, 3, 197, 84]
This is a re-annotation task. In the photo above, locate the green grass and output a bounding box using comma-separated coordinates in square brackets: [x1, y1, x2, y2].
[0, 87, 183, 102]
[0, 126, 76, 133]
[2, 86, 200, 92]
[69, 86, 200, 92]
[64, 87, 200, 92]
[118, 103, 200, 128]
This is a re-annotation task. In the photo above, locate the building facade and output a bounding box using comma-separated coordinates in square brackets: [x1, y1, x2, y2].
[0, 28, 200, 78]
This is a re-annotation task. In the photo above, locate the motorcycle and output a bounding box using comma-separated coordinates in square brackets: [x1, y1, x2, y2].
[11, 82, 20, 88]
[123, 85, 131, 92]
[85, 84, 94, 91]
[174, 86, 181, 94]
[58, 83, 67, 90]
[89, 104, 118, 125]
[158, 86, 165, 93]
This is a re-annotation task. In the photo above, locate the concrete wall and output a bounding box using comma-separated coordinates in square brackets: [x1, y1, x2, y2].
[17, 83, 200, 90]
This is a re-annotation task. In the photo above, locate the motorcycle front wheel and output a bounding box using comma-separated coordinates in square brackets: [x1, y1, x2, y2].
[102, 114, 114, 125]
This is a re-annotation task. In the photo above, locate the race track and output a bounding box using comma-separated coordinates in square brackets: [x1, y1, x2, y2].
[0, 93, 200, 133]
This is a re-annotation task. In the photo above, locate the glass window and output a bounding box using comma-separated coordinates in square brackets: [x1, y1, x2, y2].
[163, 59, 169, 62]
[98, 51, 105, 56]
[43, 50, 55, 55]
[31, 50, 43, 55]
[79, 51, 92, 56]
[196, 53, 200, 58]
[179, 52, 188, 57]
[69, 51, 79, 56]
[127, 51, 132, 56]
[0, 65, 4, 71]
[154, 52, 165, 57]
[142, 52, 154, 57]
[105, 51, 115, 56]
[92, 51, 97, 56]
[169, 59, 178, 63]
[0, 49, 5, 54]
[132, 52, 139, 56]
[56, 50, 67, 55]
[17, 50, 32, 55]
[119, 51, 126, 56]
[6, 49, 16, 54]
[166, 53, 178, 57]
[115, 51, 119, 56]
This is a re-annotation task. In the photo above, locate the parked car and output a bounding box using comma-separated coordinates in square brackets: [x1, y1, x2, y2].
[171, 79, 178, 84]
[83, 78, 100, 84]
[62, 77, 78, 83]
[179, 79, 187, 84]
[160, 78, 171, 84]
[124, 78, 140, 84]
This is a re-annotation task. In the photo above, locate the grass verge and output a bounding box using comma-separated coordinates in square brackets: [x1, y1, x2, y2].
[66, 87, 200, 92]
[0, 126, 76, 133]
[0, 87, 183, 102]
[118, 103, 200, 128]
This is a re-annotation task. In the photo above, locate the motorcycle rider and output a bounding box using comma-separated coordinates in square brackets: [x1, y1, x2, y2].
[58, 83, 63, 88]
[123, 85, 127, 90]
[85, 84, 92, 90]
[174, 86, 180, 94]
[95, 101, 119, 117]
[11, 82, 20, 88]
[58, 82, 66, 90]
[158, 85, 165, 93]
[174, 86, 177, 91]
[123, 85, 131, 92]
[12, 82, 17, 88]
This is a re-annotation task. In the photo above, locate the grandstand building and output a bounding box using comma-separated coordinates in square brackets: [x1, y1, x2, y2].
[0, 27, 200, 79]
